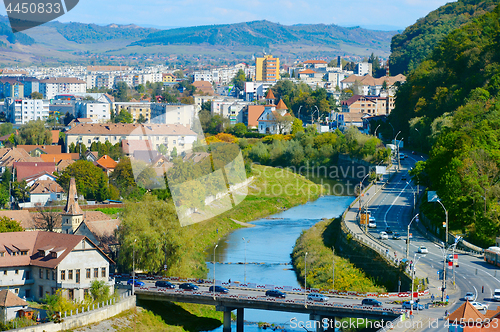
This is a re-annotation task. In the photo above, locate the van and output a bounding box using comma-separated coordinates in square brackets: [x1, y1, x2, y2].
[399, 153, 406, 160]
[494, 289, 500, 301]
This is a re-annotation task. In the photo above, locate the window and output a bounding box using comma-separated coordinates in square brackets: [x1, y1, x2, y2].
[68, 270, 73, 280]
[61, 270, 65, 280]
[94, 268, 98, 278]
[101, 267, 106, 278]
[52, 271, 55, 280]
[46, 270, 49, 280]
[76, 269, 80, 283]
[15, 270, 18, 275]
[39, 269, 42, 278]
[86, 268, 90, 279]
[26, 271, 30, 280]
[0, 252, 4, 257]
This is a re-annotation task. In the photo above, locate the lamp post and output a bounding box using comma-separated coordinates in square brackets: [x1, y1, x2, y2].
[411, 253, 425, 312]
[213, 244, 218, 298]
[406, 214, 419, 260]
[297, 105, 302, 123]
[436, 240, 458, 302]
[374, 124, 381, 138]
[359, 172, 371, 231]
[304, 252, 308, 303]
[332, 247, 335, 291]
[132, 239, 137, 295]
[406, 181, 417, 211]
[311, 108, 318, 125]
[242, 237, 249, 283]
[394, 131, 401, 171]
[436, 200, 449, 246]
[314, 105, 320, 122]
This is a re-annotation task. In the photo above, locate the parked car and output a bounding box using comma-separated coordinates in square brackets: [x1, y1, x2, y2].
[209, 286, 229, 293]
[470, 302, 489, 311]
[179, 283, 199, 290]
[379, 231, 388, 240]
[417, 246, 429, 254]
[361, 298, 382, 307]
[464, 292, 475, 301]
[265, 290, 286, 298]
[402, 301, 424, 310]
[127, 279, 145, 287]
[494, 289, 500, 302]
[155, 280, 175, 289]
[392, 232, 401, 240]
[307, 293, 329, 302]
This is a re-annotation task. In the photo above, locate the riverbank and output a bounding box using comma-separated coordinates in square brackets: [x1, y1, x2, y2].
[291, 218, 386, 292]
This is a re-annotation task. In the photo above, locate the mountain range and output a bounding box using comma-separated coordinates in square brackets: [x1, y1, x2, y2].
[0, 17, 398, 66]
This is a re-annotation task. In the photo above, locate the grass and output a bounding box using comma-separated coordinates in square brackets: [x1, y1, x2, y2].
[175, 165, 325, 277]
[291, 218, 386, 293]
[94, 207, 123, 217]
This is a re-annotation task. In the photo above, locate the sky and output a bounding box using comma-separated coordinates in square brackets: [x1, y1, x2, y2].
[3, 0, 457, 31]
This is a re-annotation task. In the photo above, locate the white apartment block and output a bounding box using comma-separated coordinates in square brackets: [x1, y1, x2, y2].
[356, 62, 373, 76]
[244, 81, 275, 101]
[74, 101, 110, 123]
[193, 64, 255, 85]
[4, 98, 49, 124]
[150, 103, 195, 127]
[40, 78, 87, 100]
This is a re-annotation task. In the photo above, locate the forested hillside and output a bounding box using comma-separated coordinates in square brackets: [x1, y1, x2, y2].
[389, 0, 499, 75]
[391, 5, 500, 246]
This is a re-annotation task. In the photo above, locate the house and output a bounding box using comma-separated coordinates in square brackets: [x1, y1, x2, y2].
[74, 217, 120, 262]
[257, 94, 292, 135]
[341, 95, 394, 116]
[29, 179, 65, 207]
[0, 148, 41, 172]
[95, 155, 117, 175]
[0, 290, 29, 324]
[0, 231, 114, 301]
[23, 171, 57, 187]
[447, 300, 500, 331]
[40, 153, 79, 164]
[246, 105, 265, 129]
[67, 118, 93, 129]
[56, 159, 75, 172]
[13, 162, 56, 182]
[84, 151, 99, 162]
[192, 81, 214, 95]
[0, 211, 35, 231]
[16, 145, 62, 157]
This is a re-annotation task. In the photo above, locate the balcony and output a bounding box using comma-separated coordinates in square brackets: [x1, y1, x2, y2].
[0, 279, 34, 286]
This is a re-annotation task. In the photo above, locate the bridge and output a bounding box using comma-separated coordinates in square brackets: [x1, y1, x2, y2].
[134, 286, 402, 332]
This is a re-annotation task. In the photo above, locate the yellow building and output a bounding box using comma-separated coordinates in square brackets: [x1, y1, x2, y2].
[255, 55, 280, 82]
[162, 73, 176, 83]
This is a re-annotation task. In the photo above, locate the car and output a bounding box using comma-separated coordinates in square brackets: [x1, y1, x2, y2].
[179, 283, 199, 291]
[412, 151, 416, 155]
[494, 289, 500, 302]
[470, 302, 489, 311]
[368, 216, 377, 228]
[385, 228, 393, 235]
[155, 280, 175, 289]
[209, 286, 229, 293]
[379, 231, 388, 240]
[392, 232, 401, 240]
[464, 292, 475, 301]
[446, 254, 455, 262]
[361, 298, 382, 307]
[402, 301, 424, 310]
[265, 290, 286, 298]
[307, 293, 329, 302]
[402, 175, 407, 181]
[400, 153, 406, 160]
[127, 279, 145, 287]
[417, 246, 429, 254]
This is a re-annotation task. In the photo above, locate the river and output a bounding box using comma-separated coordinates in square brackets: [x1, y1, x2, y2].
[205, 194, 355, 332]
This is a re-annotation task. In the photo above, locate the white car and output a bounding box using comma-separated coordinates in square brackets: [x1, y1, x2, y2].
[307, 293, 329, 302]
[417, 246, 429, 254]
[379, 231, 388, 240]
[470, 302, 489, 311]
[464, 292, 475, 301]
[368, 216, 377, 228]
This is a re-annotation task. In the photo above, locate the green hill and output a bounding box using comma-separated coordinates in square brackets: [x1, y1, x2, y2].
[389, 0, 500, 75]
[131, 20, 396, 51]
[390, 4, 500, 246]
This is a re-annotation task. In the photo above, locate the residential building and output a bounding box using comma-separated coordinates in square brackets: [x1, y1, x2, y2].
[246, 105, 265, 129]
[149, 103, 195, 127]
[162, 73, 176, 83]
[0, 230, 114, 301]
[74, 101, 110, 123]
[112, 102, 151, 123]
[257, 93, 292, 134]
[192, 81, 214, 95]
[0, 78, 24, 99]
[65, 123, 197, 155]
[340, 95, 395, 116]
[356, 62, 372, 76]
[4, 98, 49, 124]
[13, 162, 56, 182]
[255, 55, 280, 82]
[0, 290, 29, 324]
[39, 78, 87, 100]
[298, 69, 324, 83]
[340, 74, 406, 96]
[94, 155, 117, 175]
[303, 60, 328, 70]
[29, 179, 65, 207]
[0, 148, 41, 173]
[16, 145, 62, 156]
[244, 81, 275, 101]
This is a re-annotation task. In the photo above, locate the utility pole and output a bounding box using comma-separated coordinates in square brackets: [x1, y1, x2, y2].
[332, 247, 335, 291]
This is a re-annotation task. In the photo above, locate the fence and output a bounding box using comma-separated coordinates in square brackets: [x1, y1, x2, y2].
[12, 292, 135, 332]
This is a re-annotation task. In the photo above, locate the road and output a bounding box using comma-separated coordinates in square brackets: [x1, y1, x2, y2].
[363, 152, 500, 331]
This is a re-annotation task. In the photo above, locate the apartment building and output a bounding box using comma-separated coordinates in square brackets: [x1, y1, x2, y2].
[356, 62, 373, 76]
[40, 78, 87, 100]
[0, 231, 113, 301]
[340, 95, 395, 115]
[255, 55, 280, 82]
[149, 103, 195, 127]
[74, 101, 111, 123]
[4, 98, 49, 124]
[112, 102, 151, 123]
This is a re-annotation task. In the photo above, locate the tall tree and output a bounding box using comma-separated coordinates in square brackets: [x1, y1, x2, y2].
[15, 120, 52, 145]
[56, 160, 110, 201]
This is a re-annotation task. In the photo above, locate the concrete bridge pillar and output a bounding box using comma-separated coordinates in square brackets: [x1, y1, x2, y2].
[309, 314, 323, 332]
[325, 317, 335, 332]
[223, 309, 232, 332]
[236, 308, 244, 332]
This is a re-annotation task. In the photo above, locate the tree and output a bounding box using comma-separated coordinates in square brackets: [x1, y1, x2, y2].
[12, 180, 29, 203]
[15, 120, 52, 145]
[0, 217, 23, 232]
[231, 69, 246, 91]
[173, 70, 185, 79]
[63, 112, 75, 126]
[291, 118, 304, 135]
[137, 114, 147, 124]
[275, 114, 293, 134]
[114, 81, 130, 102]
[170, 147, 178, 159]
[30, 92, 43, 99]
[227, 123, 247, 137]
[158, 144, 168, 156]
[109, 158, 141, 199]
[89, 280, 111, 303]
[57, 160, 110, 201]
[0, 123, 14, 136]
[114, 109, 133, 124]
[34, 208, 61, 232]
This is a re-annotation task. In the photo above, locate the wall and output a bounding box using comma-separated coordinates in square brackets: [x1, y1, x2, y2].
[12, 294, 136, 332]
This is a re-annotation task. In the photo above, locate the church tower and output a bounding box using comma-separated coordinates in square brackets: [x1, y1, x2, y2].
[61, 177, 84, 234]
[265, 89, 276, 105]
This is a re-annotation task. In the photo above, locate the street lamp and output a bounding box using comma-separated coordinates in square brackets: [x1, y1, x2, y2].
[436, 199, 449, 246]
[314, 105, 320, 122]
[394, 131, 401, 171]
[406, 214, 419, 260]
[304, 252, 308, 303]
[435, 240, 457, 302]
[332, 247, 335, 291]
[132, 239, 137, 295]
[213, 244, 218, 298]
[406, 181, 417, 210]
[374, 124, 381, 138]
[242, 237, 249, 283]
[359, 172, 371, 231]
[411, 253, 425, 312]
[297, 105, 302, 122]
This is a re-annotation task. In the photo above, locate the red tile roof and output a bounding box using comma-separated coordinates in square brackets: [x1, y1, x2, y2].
[304, 60, 327, 64]
[0, 210, 34, 230]
[247, 105, 265, 127]
[16, 145, 62, 155]
[30, 179, 64, 195]
[265, 89, 275, 100]
[64, 177, 83, 216]
[276, 99, 288, 110]
[95, 155, 117, 170]
[448, 301, 486, 322]
[40, 153, 79, 163]
[299, 69, 317, 74]
[51, 130, 59, 145]
[0, 290, 28, 307]
[13, 162, 56, 182]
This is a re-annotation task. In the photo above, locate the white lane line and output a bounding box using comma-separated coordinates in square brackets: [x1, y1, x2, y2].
[383, 182, 411, 227]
